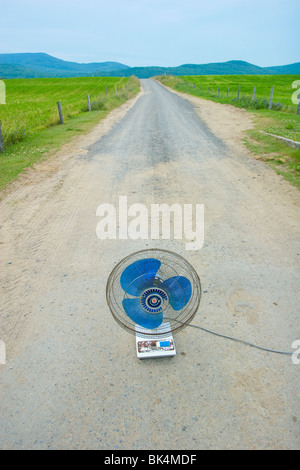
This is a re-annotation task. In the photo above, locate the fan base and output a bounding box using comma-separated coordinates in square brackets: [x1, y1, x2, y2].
[135, 322, 176, 359]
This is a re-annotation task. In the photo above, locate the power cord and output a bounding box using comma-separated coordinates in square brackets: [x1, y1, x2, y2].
[167, 318, 293, 356]
[187, 323, 293, 356]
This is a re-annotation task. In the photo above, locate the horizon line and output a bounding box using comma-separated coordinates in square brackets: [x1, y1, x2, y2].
[0, 51, 299, 69]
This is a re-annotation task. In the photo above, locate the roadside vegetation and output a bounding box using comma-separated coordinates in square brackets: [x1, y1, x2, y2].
[156, 74, 300, 190]
[0, 76, 140, 190]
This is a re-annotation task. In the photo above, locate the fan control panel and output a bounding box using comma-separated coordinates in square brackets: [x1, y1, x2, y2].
[135, 323, 176, 359]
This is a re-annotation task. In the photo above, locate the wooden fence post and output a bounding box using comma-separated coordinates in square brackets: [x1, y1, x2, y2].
[297, 85, 300, 115]
[237, 84, 241, 99]
[0, 122, 4, 152]
[106, 84, 109, 94]
[87, 94, 91, 111]
[252, 86, 256, 100]
[218, 87, 220, 97]
[57, 101, 64, 124]
[227, 87, 229, 97]
[208, 87, 210, 93]
[115, 85, 117, 94]
[269, 86, 274, 110]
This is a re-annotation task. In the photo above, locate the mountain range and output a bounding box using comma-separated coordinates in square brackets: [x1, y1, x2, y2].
[0, 53, 299, 79]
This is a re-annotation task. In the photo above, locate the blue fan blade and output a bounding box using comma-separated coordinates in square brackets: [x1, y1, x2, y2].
[120, 258, 161, 296]
[122, 298, 163, 329]
[162, 276, 192, 311]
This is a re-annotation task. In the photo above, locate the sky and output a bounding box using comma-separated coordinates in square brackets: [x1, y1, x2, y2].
[0, 0, 299, 67]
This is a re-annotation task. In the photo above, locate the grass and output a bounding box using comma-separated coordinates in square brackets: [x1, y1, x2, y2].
[0, 76, 135, 144]
[156, 74, 300, 190]
[0, 76, 140, 190]
[243, 111, 300, 189]
[157, 74, 300, 112]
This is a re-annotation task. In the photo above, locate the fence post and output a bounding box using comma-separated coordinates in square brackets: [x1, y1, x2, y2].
[208, 87, 210, 93]
[200, 84, 202, 92]
[115, 84, 117, 94]
[237, 84, 241, 99]
[87, 94, 91, 111]
[218, 87, 220, 97]
[297, 85, 300, 115]
[227, 87, 229, 97]
[0, 122, 4, 152]
[106, 84, 109, 94]
[269, 86, 274, 110]
[57, 101, 64, 124]
[252, 86, 256, 100]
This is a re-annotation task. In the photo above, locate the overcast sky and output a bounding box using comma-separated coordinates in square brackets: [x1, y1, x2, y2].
[1, 0, 299, 67]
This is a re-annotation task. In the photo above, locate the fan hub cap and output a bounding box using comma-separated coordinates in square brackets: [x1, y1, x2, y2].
[140, 288, 168, 314]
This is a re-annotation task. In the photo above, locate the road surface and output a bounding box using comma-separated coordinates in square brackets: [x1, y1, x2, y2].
[1, 79, 299, 449]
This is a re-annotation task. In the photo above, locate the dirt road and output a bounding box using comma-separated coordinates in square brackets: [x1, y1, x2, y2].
[1, 79, 299, 450]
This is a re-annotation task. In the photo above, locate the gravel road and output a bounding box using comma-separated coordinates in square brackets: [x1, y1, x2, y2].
[1, 79, 299, 450]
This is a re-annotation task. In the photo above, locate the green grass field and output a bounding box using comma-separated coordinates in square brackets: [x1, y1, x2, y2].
[0, 76, 132, 145]
[158, 74, 300, 112]
[0, 76, 140, 190]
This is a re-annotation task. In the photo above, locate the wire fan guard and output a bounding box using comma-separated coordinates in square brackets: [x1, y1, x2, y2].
[106, 249, 202, 337]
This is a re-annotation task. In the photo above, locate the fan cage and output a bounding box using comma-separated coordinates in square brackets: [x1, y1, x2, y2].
[106, 248, 202, 337]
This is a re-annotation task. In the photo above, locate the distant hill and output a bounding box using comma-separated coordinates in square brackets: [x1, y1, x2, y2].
[0, 53, 299, 79]
[0, 53, 130, 79]
[105, 60, 300, 78]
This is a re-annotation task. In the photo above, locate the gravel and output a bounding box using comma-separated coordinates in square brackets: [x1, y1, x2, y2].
[0, 79, 299, 450]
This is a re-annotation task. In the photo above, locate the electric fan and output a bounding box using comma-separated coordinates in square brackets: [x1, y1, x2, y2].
[106, 249, 202, 358]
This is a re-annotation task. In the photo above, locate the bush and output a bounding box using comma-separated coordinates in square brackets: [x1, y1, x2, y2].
[91, 99, 106, 111]
[3, 125, 27, 145]
[271, 102, 284, 111]
[81, 98, 106, 112]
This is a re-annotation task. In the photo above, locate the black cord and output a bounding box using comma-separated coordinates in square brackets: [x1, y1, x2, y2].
[187, 323, 293, 355]
[167, 318, 293, 356]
